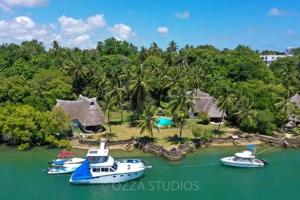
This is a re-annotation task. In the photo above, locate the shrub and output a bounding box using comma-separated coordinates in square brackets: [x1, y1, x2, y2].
[196, 112, 210, 125]
[17, 143, 30, 151]
[191, 125, 213, 142]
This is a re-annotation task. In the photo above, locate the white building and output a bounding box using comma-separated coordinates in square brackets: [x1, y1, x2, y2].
[260, 48, 294, 66]
[260, 54, 287, 66]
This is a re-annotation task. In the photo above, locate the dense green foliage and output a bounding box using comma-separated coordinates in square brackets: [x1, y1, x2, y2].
[0, 38, 299, 148]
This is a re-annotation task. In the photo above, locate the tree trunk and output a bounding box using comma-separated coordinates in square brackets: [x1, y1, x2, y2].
[218, 111, 225, 131]
[119, 104, 123, 123]
[150, 128, 153, 138]
[108, 112, 112, 134]
[179, 120, 183, 140]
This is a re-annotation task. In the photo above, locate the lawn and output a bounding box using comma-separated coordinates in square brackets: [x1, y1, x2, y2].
[102, 122, 234, 148]
[101, 110, 237, 148]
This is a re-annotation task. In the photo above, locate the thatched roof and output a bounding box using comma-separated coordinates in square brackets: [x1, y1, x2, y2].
[56, 95, 105, 127]
[189, 89, 223, 118]
[290, 93, 300, 109]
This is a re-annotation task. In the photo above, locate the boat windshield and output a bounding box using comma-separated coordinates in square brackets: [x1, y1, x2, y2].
[112, 162, 118, 171]
[87, 156, 108, 164]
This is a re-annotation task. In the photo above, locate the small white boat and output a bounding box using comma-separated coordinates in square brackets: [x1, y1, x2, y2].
[69, 139, 151, 184]
[220, 150, 264, 168]
[47, 151, 84, 175]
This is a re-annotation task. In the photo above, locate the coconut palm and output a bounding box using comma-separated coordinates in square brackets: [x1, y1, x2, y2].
[138, 105, 158, 138]
[63, 55, 92, 95]
[167, 41, 178, 53]
[109, 86, 126, 122]
[102, 93, 116, 134]
[235, 97, 257, 131]
[169, 84, 194, 140]
[128, 64, 149, 113]
[217, 87, 235, 131]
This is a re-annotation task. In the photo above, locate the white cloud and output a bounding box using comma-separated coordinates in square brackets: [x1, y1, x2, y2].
[0, 0, 46, 10]
[268, 8, 287, 16]
[175, 11, 190, 19]
[0, 16, 53, 43]
[0, 14, 137, 48]
[108, 23, 135, 40]
[58, 14, 106, 37]
[72, 34, 90, 44]
[157, 26, 169, 34]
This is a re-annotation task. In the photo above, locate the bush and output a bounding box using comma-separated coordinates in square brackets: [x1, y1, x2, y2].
[256, 110, 277, 135]
[196, 112, 210, 125]
[191, 125, 213, 142]
[57, 139, 71, 149]
[17, 143, 30, 151]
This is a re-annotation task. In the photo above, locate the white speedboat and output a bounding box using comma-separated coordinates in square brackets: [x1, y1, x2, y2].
[220, 150, 264, 168]
[69, 139, 151, 184]
[47, 151, 84, 175]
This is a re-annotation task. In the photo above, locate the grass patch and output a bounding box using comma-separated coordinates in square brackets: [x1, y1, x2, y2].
[102, 122, 232, 148]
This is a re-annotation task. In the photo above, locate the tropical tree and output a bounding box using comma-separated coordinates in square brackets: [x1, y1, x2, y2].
[169, 83, 194, 140]
[128, 64, 149, 113]
[217, 85, 235, 131]
[109, 86, 126, 122]
[102, 93, 115, 134]
[137, 105, 158, 138]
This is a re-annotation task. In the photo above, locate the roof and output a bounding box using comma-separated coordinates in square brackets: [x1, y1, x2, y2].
[290, 93, 300, 109]
[189, 89, 223, 118]
[56, 95, 105, 127]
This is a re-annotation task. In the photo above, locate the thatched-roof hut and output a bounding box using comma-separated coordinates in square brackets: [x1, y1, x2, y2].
[56, 95, 105, 133]
[188, 89, 224, 122]
[290, 93, 300, 109]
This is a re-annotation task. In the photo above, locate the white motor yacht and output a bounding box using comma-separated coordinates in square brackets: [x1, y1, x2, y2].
[69, 139, 151, 184]
[220, 150, 264, 168]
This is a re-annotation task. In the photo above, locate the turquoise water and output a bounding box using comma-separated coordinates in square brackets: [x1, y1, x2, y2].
[0, 145, 300, 200]
[156, 117, 172, 127]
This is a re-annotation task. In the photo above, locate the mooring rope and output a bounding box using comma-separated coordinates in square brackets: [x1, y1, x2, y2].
[36, 146, 57, 157]
[152, 162, 220, 170]
[256, 146, 274, 155]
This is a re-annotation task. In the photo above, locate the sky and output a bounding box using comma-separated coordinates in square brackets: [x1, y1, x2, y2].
[0, 0, 299, 50]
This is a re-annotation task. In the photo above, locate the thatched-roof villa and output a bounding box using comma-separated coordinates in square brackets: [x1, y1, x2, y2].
[286, 93, 300, 128]
[290, 93, 300, 109]
[56, 95, 105, 133]
[188, 89, 224, 122]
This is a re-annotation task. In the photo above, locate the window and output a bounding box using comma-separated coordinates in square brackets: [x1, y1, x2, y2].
[112, 162, 118, 171]
[113, 176, 116, 178]
[120, 175, 124, 177]
[92, 168, 100, 172]
[101, 168, 109, 172]
[110, 168, 115, 172]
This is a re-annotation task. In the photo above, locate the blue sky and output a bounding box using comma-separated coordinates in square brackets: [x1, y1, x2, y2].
[0, 0, 299, 50]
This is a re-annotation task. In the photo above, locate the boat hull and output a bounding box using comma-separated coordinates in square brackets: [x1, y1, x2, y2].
[220, 157, 264, 168]
[48, 163, 83, 175]
[69, 169, 145, 184]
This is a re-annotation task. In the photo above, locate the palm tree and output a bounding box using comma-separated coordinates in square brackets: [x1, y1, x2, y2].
[63, 55, 92, 95]
[109, 86, 126, 122]
[235, 97, 257, 132]
[217, 86, 235, 131]
[128, 64, 149, 113]
[102, 93, 115, 134]
[169, 84, 194, 140]
[139, 46, 147, 62]
[167, 41, 178, 53]
[189, 66, 203, 90]
[138, 105, 158, 138]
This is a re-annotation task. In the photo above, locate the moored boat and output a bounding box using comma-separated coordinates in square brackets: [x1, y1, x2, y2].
[47, 151, 84, 175]
[220, 145, 265, 168]
[69, 139, 151, 184]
